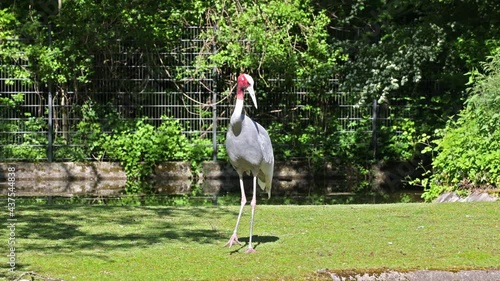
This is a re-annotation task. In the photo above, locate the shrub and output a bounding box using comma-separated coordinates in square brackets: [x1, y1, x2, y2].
[422, 54, 500, 201]
[102, 118, 187, 183]
[101, 117, 211, 193]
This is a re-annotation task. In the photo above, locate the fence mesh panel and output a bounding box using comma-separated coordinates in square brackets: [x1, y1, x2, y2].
[0, 26, 415, 161]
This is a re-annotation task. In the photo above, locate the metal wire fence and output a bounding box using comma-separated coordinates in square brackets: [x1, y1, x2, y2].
[0, 26, 417, 161]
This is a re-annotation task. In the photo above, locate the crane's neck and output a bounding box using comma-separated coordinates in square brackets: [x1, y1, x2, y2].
[230, 86, 245, 134]
[230, 98, 245, 124]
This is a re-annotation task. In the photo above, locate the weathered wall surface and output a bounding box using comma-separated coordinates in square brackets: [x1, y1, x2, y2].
[0, 161, 374, 196]
[0, 162, 127, 196]
[200, 161, 355, 195]
[0, 162, 126, 180]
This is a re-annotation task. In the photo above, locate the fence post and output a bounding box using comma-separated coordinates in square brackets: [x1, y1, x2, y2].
[47, 24, 53, 162]
[372, 98, 378, 160]
[211, 78, 217, 161]
[211, 25, 218, 161]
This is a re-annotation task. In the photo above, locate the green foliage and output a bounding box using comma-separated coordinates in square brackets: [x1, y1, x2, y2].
[422, 54, 500, 201]
[0, 93, 48, 160]
[187, 136, 213, 171]
[268, 122, 331, 161]
[340, 23, 446, 104]
[0, 9, 25, 60]
[329, 0, 500, 149]
[0, 93, 24, 108]
[380, 118, 420, 160]
[72, 100, 105, 159]
[102, 117, 189, 183]
[267, 116, 372, 192]
[174, 2, 345, 174]
[96, 116, 211, 193]
[196, 0, 341, 80]
[337, 123, 372, 161]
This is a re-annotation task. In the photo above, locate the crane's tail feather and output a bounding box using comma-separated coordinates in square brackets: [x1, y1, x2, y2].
[257, 177, 268, 196]
[257, 177, 271, 199]
[258, 162, 274, 199]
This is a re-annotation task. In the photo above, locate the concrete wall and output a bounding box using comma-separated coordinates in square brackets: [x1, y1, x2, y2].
[0, 161, 373, 197]
[0, 162, 126, 196]
[7, 161, 498, 203]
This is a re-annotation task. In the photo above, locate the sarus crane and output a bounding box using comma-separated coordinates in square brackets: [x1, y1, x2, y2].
[224, 73, 274, 253]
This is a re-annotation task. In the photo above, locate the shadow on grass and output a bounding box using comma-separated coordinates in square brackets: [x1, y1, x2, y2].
[228, 235, 280, 254]
[16, 206, 238, 259]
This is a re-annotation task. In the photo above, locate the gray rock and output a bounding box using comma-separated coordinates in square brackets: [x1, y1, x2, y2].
[434, 191, 498, 203]
[465, 191, 498, 202]
[434, 192, 464, 203]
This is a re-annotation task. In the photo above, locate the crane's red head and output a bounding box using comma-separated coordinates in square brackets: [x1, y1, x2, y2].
[236, 74, 253, 99]
[236, 73, 257, 108]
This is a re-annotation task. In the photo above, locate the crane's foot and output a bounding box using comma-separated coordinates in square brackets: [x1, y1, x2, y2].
[224, 233, 241, 248]
[244, 247, 256, 254]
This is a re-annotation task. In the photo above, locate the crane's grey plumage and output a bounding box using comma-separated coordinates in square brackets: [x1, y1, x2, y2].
[224, 73, 274, 253]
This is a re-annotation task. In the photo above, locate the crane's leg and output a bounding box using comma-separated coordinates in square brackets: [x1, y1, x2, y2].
[245, 176, 258, 253]
[224, 175, 246, 248]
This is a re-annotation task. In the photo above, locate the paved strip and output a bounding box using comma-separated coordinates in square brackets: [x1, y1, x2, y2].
[318, 270, 500, 281]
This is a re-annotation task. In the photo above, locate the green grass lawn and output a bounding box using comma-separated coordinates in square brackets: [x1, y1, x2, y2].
[2, 202, 499, 280]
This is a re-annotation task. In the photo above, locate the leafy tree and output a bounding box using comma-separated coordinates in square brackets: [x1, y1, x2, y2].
[185, 0, 346, 164]
[322, 0, 499, 161]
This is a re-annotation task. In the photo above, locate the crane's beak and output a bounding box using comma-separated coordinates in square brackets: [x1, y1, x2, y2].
[247, 86, 258, 109]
